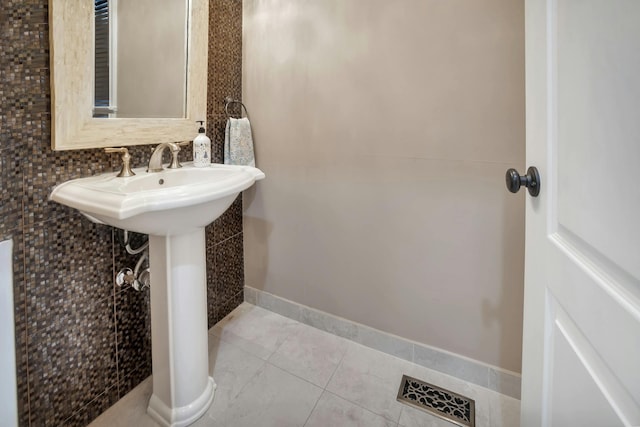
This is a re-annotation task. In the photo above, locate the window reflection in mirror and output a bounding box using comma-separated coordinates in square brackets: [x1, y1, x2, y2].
[93, 0, 188, 119]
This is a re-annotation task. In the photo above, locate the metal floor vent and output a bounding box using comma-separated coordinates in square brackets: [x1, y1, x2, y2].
[397, 374, 475, 427]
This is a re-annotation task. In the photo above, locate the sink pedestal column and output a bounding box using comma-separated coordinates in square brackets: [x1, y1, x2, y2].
[146, 229, 216, 427]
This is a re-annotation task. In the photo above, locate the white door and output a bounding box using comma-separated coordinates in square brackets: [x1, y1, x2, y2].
[520, 1, 640, 426]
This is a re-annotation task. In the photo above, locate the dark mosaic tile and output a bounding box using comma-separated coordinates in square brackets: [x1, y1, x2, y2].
[211, 113, 229, 164]
[208, 305, 218, 331]
[115, 287, 152, 390]
[23, 148, 114, 226]
[206, 105, 228, 164]
[205, 221, 216, 247]
[2, 0, 244, 424]
[204, 110, 217, 154]
[114, 144, 153, 169]
[61, 386, 119, 427]
[15, 328, 30, 427]
[215, 289, 245, 325]
[0, 147, 24, 239]
[205, 194, 242, 248]
[212, 123, 226, 165]
[214, 194, 243, 245]
[207, 0, 242, 117]
[206, 242, 218, 329]
[182, 142, 195, 162]
[207, 0, 243, 163]
[211, 53, 243, 114]
[3, 3, 58, 232]
[210, 0, 243, 59]
[11, 232, 27, 341]
[118, 365, 152, 400]
[26, 294, 117, 426]
[24, 212, 114, 333]
[215, 233, 244, 304]
[0, 5, 50, 130]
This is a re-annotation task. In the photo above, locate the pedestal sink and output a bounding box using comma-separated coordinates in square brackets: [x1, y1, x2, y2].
[50, 162, 264, 427]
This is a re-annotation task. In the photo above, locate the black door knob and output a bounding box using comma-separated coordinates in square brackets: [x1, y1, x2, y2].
[505, 166, 541, 197]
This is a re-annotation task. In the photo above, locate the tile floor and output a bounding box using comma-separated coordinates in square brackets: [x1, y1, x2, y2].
[90, 303, 520, 427]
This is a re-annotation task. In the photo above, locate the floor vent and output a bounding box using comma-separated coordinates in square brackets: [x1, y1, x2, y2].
[397, 374, 475, 427]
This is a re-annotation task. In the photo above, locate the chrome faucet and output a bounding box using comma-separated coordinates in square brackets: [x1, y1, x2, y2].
[148, 142, 182, 172]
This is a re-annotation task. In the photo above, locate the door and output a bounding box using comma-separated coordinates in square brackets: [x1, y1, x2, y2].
[520, 1, 640, 426]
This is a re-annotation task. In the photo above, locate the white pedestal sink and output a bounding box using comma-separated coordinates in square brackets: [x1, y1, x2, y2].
[50, 162, 264, 426]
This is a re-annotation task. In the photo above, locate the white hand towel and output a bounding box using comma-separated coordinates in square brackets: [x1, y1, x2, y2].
[224, 117, 255, 167]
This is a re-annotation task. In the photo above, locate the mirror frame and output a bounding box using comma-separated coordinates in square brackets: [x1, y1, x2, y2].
[49, 0, 208, 150]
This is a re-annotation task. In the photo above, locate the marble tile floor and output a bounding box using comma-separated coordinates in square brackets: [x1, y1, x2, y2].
[90, 303, 520, 427]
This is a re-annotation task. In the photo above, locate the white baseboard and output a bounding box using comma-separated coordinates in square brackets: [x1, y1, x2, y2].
[244, 286, 521, 399]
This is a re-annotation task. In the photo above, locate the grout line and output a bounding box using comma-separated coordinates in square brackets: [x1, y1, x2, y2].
[327, 388, 402, 425]
[246, 287, 521, 400]
[20, 204, 31, 427]
[60, 386, 115, 426]
[322, 341, 348, 391]
[225, 359, 268, 411]
[411, 343, 415, 365]
[212, 290, 246, 330]
[213, 229, 243, 247]
[118, 365, 151, 399]
[301, 389, 323, 427]
[111, 227, 121, 398]
[325, 342, 392, 392]
[324, 385, 400, 425]
[258, 322, 347, 391]
[212, 307, 323, 391]
[264, 320, 297, 361]
[263, 362, 322, 392]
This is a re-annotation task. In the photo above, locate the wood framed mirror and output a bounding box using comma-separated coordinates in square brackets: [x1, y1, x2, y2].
[49, 0, 208, 150]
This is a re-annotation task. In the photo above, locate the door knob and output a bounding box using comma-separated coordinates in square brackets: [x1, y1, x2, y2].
[505, 166, 541, 197]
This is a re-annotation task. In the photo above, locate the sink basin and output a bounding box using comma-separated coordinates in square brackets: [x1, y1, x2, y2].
[50, 163, 265, 235]
[50, 161, 265, 427]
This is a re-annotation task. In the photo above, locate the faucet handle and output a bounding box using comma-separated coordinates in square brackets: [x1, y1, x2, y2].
[164, 141, 191, 169]
[105, 147, 135, 177]
[169, 141, 192, 168]
[168, 142, 184, 169]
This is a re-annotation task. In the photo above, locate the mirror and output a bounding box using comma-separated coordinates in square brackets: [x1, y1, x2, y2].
[93, 0, 187, 119]
[49, 0, 207, 150]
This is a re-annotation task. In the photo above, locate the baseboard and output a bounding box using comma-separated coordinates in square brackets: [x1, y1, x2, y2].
[244, 286, 521, 400]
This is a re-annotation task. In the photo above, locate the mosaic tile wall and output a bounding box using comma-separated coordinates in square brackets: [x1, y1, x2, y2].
[0, 0, 245, 425]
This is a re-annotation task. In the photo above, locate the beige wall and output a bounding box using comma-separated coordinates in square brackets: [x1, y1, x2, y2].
[242, 0, 525, 372]
[116, 0, 187, 118]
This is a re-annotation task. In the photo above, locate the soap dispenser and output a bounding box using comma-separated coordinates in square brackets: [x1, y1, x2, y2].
[193, 121, 211, 167]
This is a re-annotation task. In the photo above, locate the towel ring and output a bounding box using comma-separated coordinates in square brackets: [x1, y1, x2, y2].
[224, 97, 249, 118]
